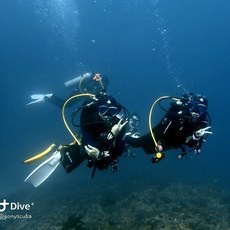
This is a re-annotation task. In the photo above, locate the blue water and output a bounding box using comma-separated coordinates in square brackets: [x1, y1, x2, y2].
[0, 0, 230, 227]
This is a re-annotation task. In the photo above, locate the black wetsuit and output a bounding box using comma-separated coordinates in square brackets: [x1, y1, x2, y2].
[61, 94, 126, 173]
[126, 103, 210, 154]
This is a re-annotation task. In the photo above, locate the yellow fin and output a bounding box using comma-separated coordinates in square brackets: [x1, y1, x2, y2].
[24, 144, 57, 164]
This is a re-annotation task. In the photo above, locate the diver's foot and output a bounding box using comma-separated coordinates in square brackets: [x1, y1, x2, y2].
[26, 94, 53, 105]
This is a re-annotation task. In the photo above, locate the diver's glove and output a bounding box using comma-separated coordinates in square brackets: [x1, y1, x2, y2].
[111, 119, 128, 137]
[85, 145, 110, 160]
[85, 145, 102, 159]
[194, 126, 213, 139]
[125, 132, 141, 138]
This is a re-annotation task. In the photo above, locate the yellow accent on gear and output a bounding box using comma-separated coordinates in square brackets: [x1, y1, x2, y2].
[156, 152, 163, 159]
[62, 93, 95, 145]
[24, 143, 56, 164]
[148, 96, 179, 151]
[79, 74, 88, 93]
[24, 94, 96, 164]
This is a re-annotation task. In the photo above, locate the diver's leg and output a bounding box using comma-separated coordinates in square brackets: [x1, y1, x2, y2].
[60, 144, 86, 173]
[45, 94, 66, 108]
[125, 133, 156, 154]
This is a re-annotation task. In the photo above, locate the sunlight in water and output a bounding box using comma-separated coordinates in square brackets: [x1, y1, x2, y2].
[32, 0, 80, 51]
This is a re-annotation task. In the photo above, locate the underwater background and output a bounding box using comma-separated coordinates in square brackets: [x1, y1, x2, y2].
[0, 0, 230, 229]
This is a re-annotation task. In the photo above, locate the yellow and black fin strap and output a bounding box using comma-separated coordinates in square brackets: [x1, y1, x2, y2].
[24, 143, 57, 164]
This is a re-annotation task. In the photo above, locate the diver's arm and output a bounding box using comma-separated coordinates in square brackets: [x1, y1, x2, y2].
[84, 145, 110, 160]
[82, 119, 127, 159]
[111, 119, 128, 136]
[185, 120, 212, 149]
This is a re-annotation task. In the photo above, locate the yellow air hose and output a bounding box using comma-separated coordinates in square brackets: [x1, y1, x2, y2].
[79, 74, 88, 93]
[62, 93, 95, 145]
[148, 96, 178, 158]
[24, 93, 95, 164]
[24, 92, 179, 164]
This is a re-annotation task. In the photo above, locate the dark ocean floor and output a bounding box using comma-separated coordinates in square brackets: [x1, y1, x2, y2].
[1, 178, 230, 230]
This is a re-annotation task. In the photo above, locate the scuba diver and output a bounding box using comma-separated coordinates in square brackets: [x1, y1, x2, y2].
[26, 72, 109, 108]
[24, 75, 128, 187]
[125, 93, 212, 163]
[61, 91, 128, 174]
[124, 113, 141, 157]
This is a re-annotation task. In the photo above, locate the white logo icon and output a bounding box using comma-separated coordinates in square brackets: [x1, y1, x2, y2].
[0, 199, 9, 212]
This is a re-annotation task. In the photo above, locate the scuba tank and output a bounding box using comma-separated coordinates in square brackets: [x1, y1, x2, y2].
[64, 72, 92, 88]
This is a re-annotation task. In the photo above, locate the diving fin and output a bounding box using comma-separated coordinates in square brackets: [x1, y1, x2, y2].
[26, 94, 53, 106]
[24, 151, 61, 187]
[24, 144, 57, 164]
